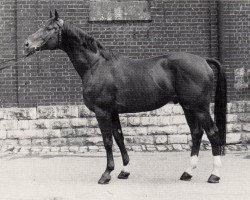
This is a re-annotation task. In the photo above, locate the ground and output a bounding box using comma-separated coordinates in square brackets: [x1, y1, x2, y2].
[0, 151, 249, 200]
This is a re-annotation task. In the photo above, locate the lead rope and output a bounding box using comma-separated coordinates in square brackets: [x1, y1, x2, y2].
[0, 53, 32, 71]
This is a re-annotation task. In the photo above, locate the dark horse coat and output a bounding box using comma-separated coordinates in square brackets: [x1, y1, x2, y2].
[25, 11, 227, 184]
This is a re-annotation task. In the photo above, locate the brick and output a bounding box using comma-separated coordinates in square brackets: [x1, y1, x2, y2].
[182, 144, 190, 150]
[172, 105, 184, 115]
[171, 115, 187, 125]
[145, 145, 156, 152]
[230, 101, 246, 113]
[166, 145, 174, 151]
[60, 129, 76, 138]
[70, 118, 88, 128]
[157, 116, 172, 126]
[119, 117, 128, 126]
[0, 109, 4, 120]
[60, 146, 70, 152]
[226, 133, 241, 144]
[31, 147, 42, 154]
[41, 147, 51, 154]
[67, 137, 85, 146]
[147, 126, 177, 135]
[18, 139, 32, 146]
[242, 124, 250, 132]
[44, 130, 61, 138]
[127, 117, 141, 126]
[75, 128, 99, 137]
[79, 146, 88, 153]
[227, 114, 238, 123]
[17, 120, 30, 130]
[0, 120, 18, 130]
[131, 145, 142, 152]
[50, 138, 67, 147]
[88, 118, 99, 127]
[50, 147, 60, 152]
[49, 119, 71, 129]
[56, 106, 78, 118]
[19, 147, 31, 155]
[7, 129, 60, 139]
[37, 106, 57, 119]
[32, 139, 49, 146]
[0, 131, 7, 139]
[156, 145, 167, 151]
[133, 136, 154, 144]
[177, 124, 190, 134]
[29, 119, 48, 129]
[78, 105, 95, 117]
[227, 123, 242, 133]
[85, 137, 103, 145]
[156, 104, 173, 116]
[168, 135, 187, 144]
[155, 135, 168, 144]
[3, 139, 18, 147]
[69, 146, 79, 152]
[3, 108, 37, 120]
[172, 144, 183, 151]
[246, 102, 250, 112]
[244, 133, 250, 143]
[140, 116, 158, 126]
[237, 114, 250, 123]
[122, 127, 147, 136]
[88, 146, 99, 152]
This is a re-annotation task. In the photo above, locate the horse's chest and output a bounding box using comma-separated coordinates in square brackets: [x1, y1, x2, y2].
[82, 80, 115, 110]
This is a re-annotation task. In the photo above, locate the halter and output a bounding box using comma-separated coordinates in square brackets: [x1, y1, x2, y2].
[55, 20, 63, 48]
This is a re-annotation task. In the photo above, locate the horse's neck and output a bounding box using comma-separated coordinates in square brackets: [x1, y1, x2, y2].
[60, 23, 101, 78]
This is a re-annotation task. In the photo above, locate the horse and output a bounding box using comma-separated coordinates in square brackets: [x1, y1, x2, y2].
[25, 10, 227, 184]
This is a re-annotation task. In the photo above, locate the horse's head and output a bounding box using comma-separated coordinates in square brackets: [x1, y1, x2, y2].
[24, 10, 64, 55]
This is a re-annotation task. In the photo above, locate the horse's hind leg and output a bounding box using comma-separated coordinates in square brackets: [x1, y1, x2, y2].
[180, 108, 203, 181]
[111, 112, 130, 179]
[200, 112, 222, 183]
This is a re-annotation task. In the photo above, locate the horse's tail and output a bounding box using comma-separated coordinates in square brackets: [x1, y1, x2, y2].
[206, 58, 227, 155]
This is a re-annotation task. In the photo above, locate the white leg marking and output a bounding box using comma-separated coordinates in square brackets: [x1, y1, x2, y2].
[185, 155, 198, 175]
[122, 163, 130, 173]
[211, 156, 222, 177]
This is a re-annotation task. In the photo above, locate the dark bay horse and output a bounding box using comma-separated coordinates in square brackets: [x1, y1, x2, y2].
[25, 10, 227, 184]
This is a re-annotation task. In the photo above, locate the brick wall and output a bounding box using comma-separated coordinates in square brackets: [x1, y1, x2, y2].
[0, 101, 249, 154]
[0, 0, 249, 107]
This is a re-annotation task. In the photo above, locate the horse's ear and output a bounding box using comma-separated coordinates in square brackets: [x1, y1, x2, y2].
[49, 10, 53, 18]
[54, 9, 59, 20]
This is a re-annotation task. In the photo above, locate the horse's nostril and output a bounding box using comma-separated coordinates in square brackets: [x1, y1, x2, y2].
[25, 42, 29, 47]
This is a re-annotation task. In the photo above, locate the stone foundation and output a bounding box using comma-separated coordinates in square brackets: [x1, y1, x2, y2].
[0, 101, 249, 155]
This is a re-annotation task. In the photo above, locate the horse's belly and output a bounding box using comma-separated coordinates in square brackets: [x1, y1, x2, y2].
[116, 89, 175, 113]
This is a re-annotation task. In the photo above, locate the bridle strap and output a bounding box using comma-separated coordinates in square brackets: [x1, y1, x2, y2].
[56, 20, 63, 48]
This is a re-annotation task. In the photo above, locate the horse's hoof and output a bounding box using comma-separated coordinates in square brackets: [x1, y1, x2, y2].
[207, 174, 220, 183]
[98, 173, 111, 184]
[180, 172, 192, 181]
[118, 171, 130, 179]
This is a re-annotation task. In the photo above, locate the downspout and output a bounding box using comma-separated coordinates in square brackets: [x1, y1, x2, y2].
[217, 0, 225, 63]
[14, 0, 19, 106]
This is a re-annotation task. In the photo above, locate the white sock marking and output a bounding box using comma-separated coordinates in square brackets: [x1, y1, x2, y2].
[211, 155, 222, 177]
[185, 155, 198, 175]
[122, 163, 130, 173]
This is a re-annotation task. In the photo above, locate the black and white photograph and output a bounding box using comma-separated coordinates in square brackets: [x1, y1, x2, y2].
[0, 0, 249, 199]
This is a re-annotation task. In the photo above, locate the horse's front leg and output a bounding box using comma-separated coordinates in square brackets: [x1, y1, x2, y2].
[96, 111, 114, 184]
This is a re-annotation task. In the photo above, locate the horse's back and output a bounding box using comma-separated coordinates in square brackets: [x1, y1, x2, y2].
[115, 52, 214, 108]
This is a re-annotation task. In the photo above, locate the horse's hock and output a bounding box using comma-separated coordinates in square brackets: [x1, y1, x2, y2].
[0, 101, 249, 155]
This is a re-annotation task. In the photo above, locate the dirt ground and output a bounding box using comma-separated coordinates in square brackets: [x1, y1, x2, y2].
[0, 150, 249, 200]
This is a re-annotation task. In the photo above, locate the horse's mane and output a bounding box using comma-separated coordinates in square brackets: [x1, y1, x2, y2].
[63, 22, 119, 61]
